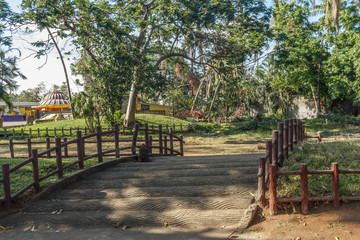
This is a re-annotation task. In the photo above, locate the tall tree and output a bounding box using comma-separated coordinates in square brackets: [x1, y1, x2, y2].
[0, 0, 25, 106]
[22, 0, 270, 127]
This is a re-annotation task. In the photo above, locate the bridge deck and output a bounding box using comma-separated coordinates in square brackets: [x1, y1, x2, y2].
[0, 154, 261, 239]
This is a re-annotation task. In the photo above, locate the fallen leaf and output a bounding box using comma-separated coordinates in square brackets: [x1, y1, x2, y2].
[0, 225, 7, 233]
[163, 220, 168, 228]
[30, 225, 37, 232]
[56, 209, 63, 215]
[335, 237, 339, 240]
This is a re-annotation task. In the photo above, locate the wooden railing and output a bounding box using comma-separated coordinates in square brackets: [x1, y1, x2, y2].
[258, 118, 360, 215]
[0, 123, 195, 139]
[270, 163, 360, 215]
[257, 119, 305, 209]
[0, 123, 184, 209]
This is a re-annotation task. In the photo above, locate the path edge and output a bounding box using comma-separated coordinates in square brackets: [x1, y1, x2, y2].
[0, 156, 137, 218]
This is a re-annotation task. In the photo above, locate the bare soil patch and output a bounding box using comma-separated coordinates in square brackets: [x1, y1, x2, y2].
[239, 201, 360, 240]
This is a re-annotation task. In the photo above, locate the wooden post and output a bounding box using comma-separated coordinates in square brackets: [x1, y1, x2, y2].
[173, 124, 176, 133]
[37, 128, 40, 137]
[27, 137, 32, 158]
[46, 137, 51, 158]
[169, 128, 174, 155]
[9, 138, 14, 159]
[180, 135, 184, 156]
[300, 164, 309, 214]
[317, 132, 322, 142]
[272, 130, 278, 166]
[180, 124, 183, 133]
[46, 127, 48, 136]
[114, 124, 120, 158]
[293, 119, 297, 144]
[96, 126, 103, 163]
[55, 137, 63, 179]
[77, 131, 84, 169]
[54, 127, 57, 137]
[158, 125, 163, 154]
[257, 157, 266, 206]
[131, 124, 140, 155]
[284, 120, 289, 159]
[269, 164, 277, 215]
[31, 149, 40, 193]
[12, 129, 15, 138]
[21, 129, 24, 139]
[149, 136, 153, 154]
[63, 138, 68, 158]
[164, 135, 168, 155]
[29, 128, 32, 138]
[144, 123, 149, 149]
[296, 119, 301, 142]
[278, 123, 284, 167]
[289, 120, 293, 151]
[2, 163, 11, 209]
[69, 127, 72, 136]
[332, 163, 340, 208]
[265, 141, 272, 185]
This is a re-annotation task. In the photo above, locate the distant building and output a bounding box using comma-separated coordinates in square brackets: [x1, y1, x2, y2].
[135, 103, 171, 116]
[31, 92, 71, 118]
[0, 102, 39, 117]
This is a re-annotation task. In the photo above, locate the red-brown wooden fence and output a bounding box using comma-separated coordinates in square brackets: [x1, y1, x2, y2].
[258, 118, 360, 215]
[0, 123, 184, 209]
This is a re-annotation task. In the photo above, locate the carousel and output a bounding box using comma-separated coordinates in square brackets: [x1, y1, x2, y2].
[32, 92, 71, 119]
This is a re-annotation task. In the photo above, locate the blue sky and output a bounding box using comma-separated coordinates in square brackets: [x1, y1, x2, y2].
[6, 0, 82, 94]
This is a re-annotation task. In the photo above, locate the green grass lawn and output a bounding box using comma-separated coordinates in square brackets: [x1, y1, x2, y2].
[278, 137, 360, 198]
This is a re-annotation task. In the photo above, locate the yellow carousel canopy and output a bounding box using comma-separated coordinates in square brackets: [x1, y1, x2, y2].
[32, 92, 70, 109]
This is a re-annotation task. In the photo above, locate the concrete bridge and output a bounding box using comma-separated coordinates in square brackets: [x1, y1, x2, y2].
[0, 154, 261, 240]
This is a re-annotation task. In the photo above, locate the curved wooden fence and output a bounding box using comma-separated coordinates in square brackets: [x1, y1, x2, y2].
[0, 123, 184, 209]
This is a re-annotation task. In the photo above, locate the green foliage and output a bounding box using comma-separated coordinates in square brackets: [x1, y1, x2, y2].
[0, 0, 25, 107]
[278, 139, 360, 198]
[72, 92, 101, 132]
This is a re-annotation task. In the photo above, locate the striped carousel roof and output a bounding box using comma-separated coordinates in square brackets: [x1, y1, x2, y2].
[32, 92, 70, 108]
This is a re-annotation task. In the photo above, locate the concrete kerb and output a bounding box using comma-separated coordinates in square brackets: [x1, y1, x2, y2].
[0, 156, 137, 217]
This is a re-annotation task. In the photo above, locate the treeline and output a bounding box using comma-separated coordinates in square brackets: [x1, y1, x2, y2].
[2, 0, 360, 128]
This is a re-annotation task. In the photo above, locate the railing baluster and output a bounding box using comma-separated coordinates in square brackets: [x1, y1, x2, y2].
[55, 137, 63, 178]
[269, 164, 277, 215]
[96, 126, 103, 162]
[332, 163, 340, 208]
[158, 125, 163, 154]
[2, 163, 11, 209]
[300, 164, 309, 214]
[32, 149, 40, 193]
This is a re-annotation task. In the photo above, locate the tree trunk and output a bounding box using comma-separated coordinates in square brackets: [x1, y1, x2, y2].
[207, 76, 222, 120]
[191, 67, 211, 114]
[317, 63, 322, 116]
[46, 27, 72, 105]
[123, 80, 137, 128]
[310, 84, 319, 115]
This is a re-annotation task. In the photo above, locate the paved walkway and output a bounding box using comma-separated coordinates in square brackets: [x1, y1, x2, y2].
[0, 154, 261, 239]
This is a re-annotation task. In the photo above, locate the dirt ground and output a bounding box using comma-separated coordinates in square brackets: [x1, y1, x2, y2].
[238, 201, 360, 240]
